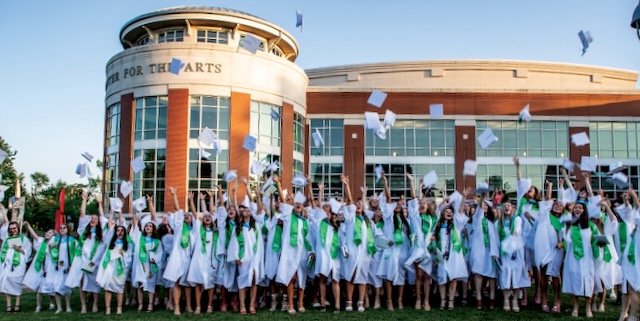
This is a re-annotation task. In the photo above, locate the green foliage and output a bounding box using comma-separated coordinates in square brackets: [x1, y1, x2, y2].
[0, 136, 26, 208]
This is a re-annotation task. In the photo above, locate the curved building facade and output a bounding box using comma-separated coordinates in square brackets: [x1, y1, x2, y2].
[104, 6, 307, 212]
[105, 7, 640, 212]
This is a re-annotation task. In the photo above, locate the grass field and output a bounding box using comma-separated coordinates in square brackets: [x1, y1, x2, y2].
[0, 288, 624, 321]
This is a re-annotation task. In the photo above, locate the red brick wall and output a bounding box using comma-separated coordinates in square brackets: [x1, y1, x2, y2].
[281, 103, 294, 192]
[569, 126, 591, 190]
[118, 93, 134, 212]
[455, 126, 477, 193]
[229, 92, 251, 200]
[165, 89, 189, 212]
[344, 125, 365, 200]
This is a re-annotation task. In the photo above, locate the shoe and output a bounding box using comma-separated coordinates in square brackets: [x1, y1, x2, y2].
[66, 307, 72, 313]
[397, 298, 404, 310]
[312, 301, 321, 308]
[105, 307, 111, 315]
[298, 307, 305, 313]
[49, 303, 55, 310]
[415, 301, 422, 310]
[125, 299, 130, 306]
[586, 309, 593, 318]
[92, 305, 99, 313]
[489, 299, 495, 310]
[610, 292, 617, 300]
[250, 307, 256, 315]
[440, 299, 446, 310]
[80, 305, 87, 314]
[345, 301, 353, 312]
[512, 299, 520, 313]
[542, 304, 550, 313]
[240, 307, 247, 316]
[55, 308, 63, 314]
[503, 299, 511, 312]
[138, 304, 144, 312]
[571, 308, 578, 317]
[373, 297, 381, 310]
[357, 301, 365, 313]
[387, 300, 394, 311]
[194, 307, 201, 314]
[13, 305, 20, 313]
[147, 304, 153, 313]
[154, 297, 160, 306]
[221, 303, 228, 312]
[287, 309, 296, 315]
[35, 306, 41, 313]
[207, 305, 213, 313]
[598, 303, 605, 312]
[116, 306, 122, 315]
[552, 305, 561, 313]
[447, 300, 454, 311]
[476, 300, 483, 310]
[423, 300, 431, 311]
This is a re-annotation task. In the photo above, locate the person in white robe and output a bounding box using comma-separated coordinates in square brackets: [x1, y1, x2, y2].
[46, 223, 78, 313]
[0, 216, 32, 313]
[433, 189, 468, 311]
[274, 176, 315, 314]
[469, 196, 499, 310]
[130, 196, 164, 313]
[617, 188, 640, 321]
[98, 215, 134, 315]
[157, 213, 175, 310]
[64, 193, 107, 314]
[22, 221, 55, 312]
[591, 198, 621, 314]
[162, 187, 198, 316]
[227, 183, 266, 315]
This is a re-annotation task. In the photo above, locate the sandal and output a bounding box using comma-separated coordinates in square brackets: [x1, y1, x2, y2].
[240, 307, 247, 315]
[6, 306, 12, 313]
[551, 305, 561, 313]
[571, 308, 579, 317]
[147, 304, 154, 313]
[439, 299, 446, 310]
[250, 306, 256, 315]
[13, 305, 20, 313]
[447, 299, 454, 311]
[542, 304, 550, 313]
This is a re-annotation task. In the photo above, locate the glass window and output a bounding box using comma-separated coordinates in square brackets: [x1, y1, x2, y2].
[293, 159, 304, 178]
[106, 103, 120, 147]
[476, 164, 561, 202]
[136, 35, 149, 46]
[476, 121, 568, 158]
[250, 101, 281, 148]
[365, 120, 454, 157]
[590, 122, 638, 159]
[294, 112, 305, 153]
[365, 163, 455, 200]
[134, 96, 167, 141]
[157, 29, 184, 43]
[104, 153, 119, 203]
[131, 149, 166, 211]
[189, 96, 230, 140]
[310, 163, 343, 198]
[196, 29, 229, 44]
[309, 119, 344, 156]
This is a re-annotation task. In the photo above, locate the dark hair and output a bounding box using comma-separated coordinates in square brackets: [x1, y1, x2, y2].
[7, 221, 19, 232]
[157, 223, 172, 238]
[393, 205, 411, 239]
[109, 225, 129, 251]
[574, 202, 589, 229]
[434, 208, 454, 249]
[485, 205, 496, 222]
[142, 221, 159, 239]
[236, 215, 256, 236]
[56, 225, 73, 273]
[83, 217, 103, 241]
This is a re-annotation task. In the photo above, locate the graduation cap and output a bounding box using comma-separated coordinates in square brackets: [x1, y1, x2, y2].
[475, 181, 491, 195]
[109, 197, 123, 212]
[364, 112, 382, 130]
[607, 162, 626, 175]
[292, 174, 308, 188]
[463, 160, 478, 176]
[131, 157, 146, 174]
[199, 148, 212, 160]
[518, 104, 532, 123]
[422, 170, 438, 188]
[293, 191, 307, 204]
[75, 163, 88, 178]
[132, 196, 147, 213]
[120, 181, 133, 198]
[329, 198, 342, 214]
[571, 132, 590, 147]
[81, 152, 94, 162]
[375, 126, 387, 140]
[607, 172, 629, 189]
[250, 159, 268, 176]
[267, 161, 279, 174]
[429, 104, 443, 119]
[580, 156, 597, 172]
[367, 90, 387, 108]
[262, 177, 276, 195]
[0, 150, 7, 164]
[383, 109, 396, 128]
[374, 165, 383, 181]
[477, 128, 498, 149]
[240, 34, 261, 54]
[169, 58, 184, 75]
[578, 30, 593, 56]
[198, 127, 217, 148]
[243, 135, 257, 152]
[562, 158, 575, 172]
[295, 10, 304, 30]
[223, 170, 238, 182]
[311, 128, 324, 148]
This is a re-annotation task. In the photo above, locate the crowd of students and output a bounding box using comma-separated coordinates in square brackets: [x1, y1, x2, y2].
[1, 157, 640, 320]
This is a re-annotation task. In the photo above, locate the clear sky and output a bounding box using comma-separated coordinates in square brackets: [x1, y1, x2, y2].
[1, 0, 640, 187]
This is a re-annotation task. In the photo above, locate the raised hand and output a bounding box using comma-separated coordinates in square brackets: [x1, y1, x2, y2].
[169, 186, 177, 195]
[512, 157, 520, 167]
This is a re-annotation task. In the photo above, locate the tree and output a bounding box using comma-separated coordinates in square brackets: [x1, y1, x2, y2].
[0, 136, 26, 208]
[30, 171, 50, 198]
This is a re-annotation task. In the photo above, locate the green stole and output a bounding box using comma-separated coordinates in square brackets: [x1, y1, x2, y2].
[237, 226, 259, 260]
[290, 213, 312, 251]
[51, 236, 78, 267]
[571, 222, 609, 261]
[437, 223, 462, 254]
[482, 217, 490, 247]
[354, 215, 376, 255]
[180, 223, 191, 249]
[101, 245, 124, 276]
[0, 235, 23, 267]
[77, 231, 99, 262]
[199, 225, 211, 254]
[320, 219, 339, 259]
[33, 240, 48, 272]
[138, 235, 160, 274]
[393, 215, 404, 245]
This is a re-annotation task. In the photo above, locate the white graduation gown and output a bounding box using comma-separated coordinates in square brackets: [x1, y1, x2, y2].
[130, 226, 164, 293]
[0, 229, 32, 296]
[376, 202, 411, 285]
[65, 216, 108, 292]
[275, 204, 314, 289]
[227, 217, 265, 289]
[469, 208, 499, 278]
[534, 201, 565, 277]
[97, 230, 134, 293]
[313, 213, 341, 282]
[562, 226, 595, 297]
[43, 236, 76, 295]
[435, 212, 469, 285]
[162, 210, 197, 286]
[404, 200, 436, 276]
[23, 237, 51, 293]
[341, 205, 373, 285]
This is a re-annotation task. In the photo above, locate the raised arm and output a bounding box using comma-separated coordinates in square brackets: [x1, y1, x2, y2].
[131, 211, 139, 230]
[80, 192, 88, 218]
[255, 187, 264, 213]
[95, 194, 104, 218]
[513, 157, 522, 181]
[560, 167, 574, 190]
[406, 172, 416, 200]
[341, 175, 353, 205]
[206, 189, 215, 213]
[187, 192, 197, 217]
[216, 184, 224, 207]
[306, 174, 316, 209]
[545, 180, 553, 201]
[273, 176, 284, 204]
[146, 195, 156, 221]
[23, 221, 39, 240]
[418, 181, 424, 200]
[240, 177, 252, 202]
[582, 172, 594, 197]
[0, 203, 8, 225]
[360, 186, 369, 209]
[317, 181, 325, 204]
[381, 173, 391, 201]
[169, 186, 180, 210]
[629, 184, 640, 209]
[231, 180, 238, 211]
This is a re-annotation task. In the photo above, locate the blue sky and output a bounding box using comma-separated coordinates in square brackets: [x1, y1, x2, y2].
[1, 0, 639, 186]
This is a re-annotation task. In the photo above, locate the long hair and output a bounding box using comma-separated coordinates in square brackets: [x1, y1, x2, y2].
[157, 223, 172, 239]
[236, 215, 256, 236]
[143, 222, 159, 239]
[393, 205, 411, 239]
[109, 225, 128, 251]
[434, 208, 454, 246]
[57, 223, 73, 271]
[485, 205, 496, 222]
[83, 218, 103, 241]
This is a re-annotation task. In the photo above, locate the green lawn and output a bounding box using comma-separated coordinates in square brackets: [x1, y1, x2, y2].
[0, 289, 623, 320]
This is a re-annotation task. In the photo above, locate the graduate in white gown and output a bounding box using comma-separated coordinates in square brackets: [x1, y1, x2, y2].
[215, 182, 241, 313]
[46, 223, 78, 313]
[364, 192, 385, 310]
[590, 197, 621, 314]
[617, 188, 640, 321]
[64, 193, 107, 314]
[340, 176, 374, 313]
[0, 215, 32, 313]
[404, 177, 438, 312]
[227, 181, 266, 315]
[21, 221, 55, 312]
[377, 173, 411, 311]
[130, 196, 164, 313]
[433, 189, 468, 311]
[469, 194, 499, 310]
[97, 212, 134, 315]
[274, 176, 314, 314]
[157, 213, 175, 310]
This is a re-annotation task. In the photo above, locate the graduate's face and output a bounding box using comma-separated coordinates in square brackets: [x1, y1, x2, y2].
[227, 207, 237, 219]
[8, 223, 19, 236]
[481, 202, 489, 212]
[443, 208, 454, 220]
[59, 224, 69, 236]
[526, 187, 537, 198]
[89, 215, 99, 227]
[45, 229, 55, 240]
[241, 207, 251, 219]
[184, 213, 193, 224]
[573, 203, 585, 217]
[285, 195, 294, 205]
[203, 214, 212, 225]
[355, 200, 363, 212]
[116, 226, 125, 239]
[373, 209, 383, 220]
[463, 203, 471, 213]
[370, 198, 379, 208]
[144, 222, 154, 235]
[330, 213, 337, 225]
[552, 201, 564, 214]
[322, 204, 331, 214]
[161, 216, 169, 225]
[294, 202, 304, 212]
[418, 199, 428, 212]
[579, 189, 588, 199]
[394, 204, 402, 215]
[503, 203, 513, 216]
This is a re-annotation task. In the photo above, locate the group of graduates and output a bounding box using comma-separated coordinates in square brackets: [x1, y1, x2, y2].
[2, 157, 640, 320]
